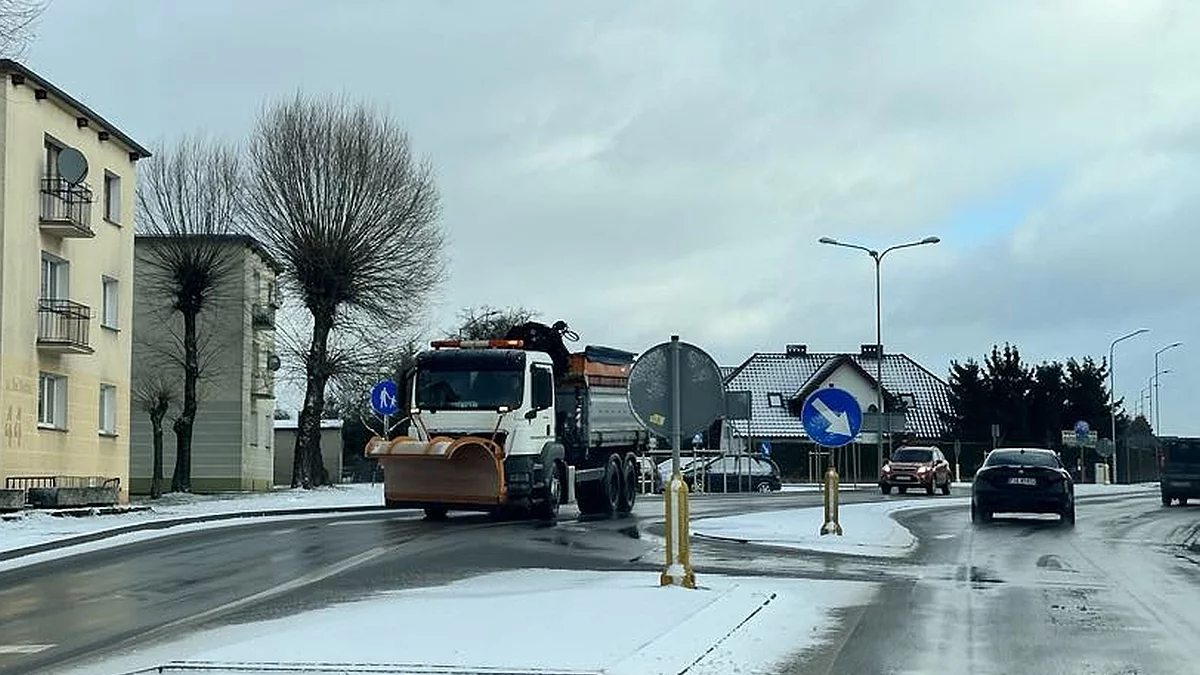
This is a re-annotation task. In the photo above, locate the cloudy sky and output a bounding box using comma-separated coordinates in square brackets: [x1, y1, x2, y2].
[25, 1, 1200, 433]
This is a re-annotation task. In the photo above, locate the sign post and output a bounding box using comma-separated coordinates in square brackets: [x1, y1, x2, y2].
[628, 336, 725, 590]
[801, 387, 864, 536]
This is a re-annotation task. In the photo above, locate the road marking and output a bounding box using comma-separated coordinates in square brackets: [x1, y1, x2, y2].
[0, 644, 54, 654]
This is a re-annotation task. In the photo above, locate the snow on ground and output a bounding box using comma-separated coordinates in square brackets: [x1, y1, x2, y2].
[693, 498, 969, 558]
[71, 569, 877, 675]
[694, 482, 1158, 558]
[0, 483, 384, 555]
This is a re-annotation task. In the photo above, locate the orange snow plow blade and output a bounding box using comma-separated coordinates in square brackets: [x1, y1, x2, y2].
[365, 435, 506, 506]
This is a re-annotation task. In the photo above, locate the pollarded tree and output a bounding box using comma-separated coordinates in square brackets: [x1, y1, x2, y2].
[246, 94, 445, 488]
[0, 0, 46, 58]
[451, 306, 539, 341]
[136, 136, 244, 492]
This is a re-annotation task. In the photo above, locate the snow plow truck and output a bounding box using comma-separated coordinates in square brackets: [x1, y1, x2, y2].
[365, 320, 649, 522]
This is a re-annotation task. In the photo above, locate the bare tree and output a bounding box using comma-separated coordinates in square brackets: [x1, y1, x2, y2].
[136, 136, 245, 493]
[246, 94, 445, 488]
[0, 0, 46, 58]
[132, 374, 177, 499]
[450, 305, 539, 340]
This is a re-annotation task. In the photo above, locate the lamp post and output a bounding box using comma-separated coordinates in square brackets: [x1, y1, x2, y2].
[1149, 369, 1171, 434]
[1109, 328, 1148, 484]
[818, 235, 941, 472]
[1153, 342, 1182, 435]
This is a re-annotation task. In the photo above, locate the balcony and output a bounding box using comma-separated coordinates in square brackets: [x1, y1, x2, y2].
[37, 299, 94, 354]
[251, 370, 274, 398]
[251, 303, 275, 328]
[40, 177, 94, 238]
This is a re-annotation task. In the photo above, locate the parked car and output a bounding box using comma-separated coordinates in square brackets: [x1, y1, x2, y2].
[971, 447, 1075, 526]
[1158, 437, 1200, 506]
[880, 446, 952, 495]
[658, 454, 782, 493]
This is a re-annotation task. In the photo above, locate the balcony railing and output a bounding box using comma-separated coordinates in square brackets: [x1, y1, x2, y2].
[37, 298, 93, 354]
[251, 303, 275, 328]
[40, 176, 95, 238]
[251, 370, 274, 398]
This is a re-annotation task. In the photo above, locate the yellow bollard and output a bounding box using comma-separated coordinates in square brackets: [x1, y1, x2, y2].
[820, 464, 843, 536]
[660, 472, 697, 589]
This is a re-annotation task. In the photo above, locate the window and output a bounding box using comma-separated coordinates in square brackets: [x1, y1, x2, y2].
[101, 276, 119, 329]
[767, 392, 784, 408]
[38, 373, 67, 428]
[899, 393, 917, 409]
[104, 172, 121, 223]
[41, 253, 68, 299]
[99, 384, 117, 435]
[45, 138, 62, 178]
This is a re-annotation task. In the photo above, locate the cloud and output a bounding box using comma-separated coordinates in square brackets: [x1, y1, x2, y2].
[26, 0, 1200, 432]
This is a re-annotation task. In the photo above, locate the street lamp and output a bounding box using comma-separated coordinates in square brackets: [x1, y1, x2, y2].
[818, 235, 941, 472]
[1149, 368, 1172, 434]
[1154, 342, 1182, 435]
[1109, 328, 1148, 484]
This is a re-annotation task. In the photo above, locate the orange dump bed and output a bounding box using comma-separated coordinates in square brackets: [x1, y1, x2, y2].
[568, 352, 631, 380]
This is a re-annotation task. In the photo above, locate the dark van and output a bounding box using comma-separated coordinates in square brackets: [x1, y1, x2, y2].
[1158, 437, 1200, 506]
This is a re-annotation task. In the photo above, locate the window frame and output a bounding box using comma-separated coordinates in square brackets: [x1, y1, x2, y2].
[40, 252, 69, 300]
[101, 275, 119, 330]
[766, 392, 784, 408]
[103, 171, 122, 224]
[38, 372, 67, 429]
[98, 383, 117, 436]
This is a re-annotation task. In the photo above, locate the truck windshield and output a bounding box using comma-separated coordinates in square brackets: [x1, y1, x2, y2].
[1163, 439, 1200, 467]
[415, 369, 524, 411]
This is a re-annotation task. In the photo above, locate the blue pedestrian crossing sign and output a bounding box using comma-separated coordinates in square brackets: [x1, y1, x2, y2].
[370, 379, 400, 416]
[801, 387, 863, 448]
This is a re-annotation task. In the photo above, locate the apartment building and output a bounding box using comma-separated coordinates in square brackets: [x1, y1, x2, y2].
[129, 235, 281, 493]
[0, 60, 150, 504]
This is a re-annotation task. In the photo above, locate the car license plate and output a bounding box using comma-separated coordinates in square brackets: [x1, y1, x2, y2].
[894, 475, 913, 481]
[1170, 481, 1192, 488]
[1008, 477, 1037, 486]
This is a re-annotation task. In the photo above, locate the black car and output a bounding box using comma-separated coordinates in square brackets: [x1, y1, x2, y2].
[971, 447, 1075, 525]
[659, 454, 782, 493]
[1159, 437, 1200, 506]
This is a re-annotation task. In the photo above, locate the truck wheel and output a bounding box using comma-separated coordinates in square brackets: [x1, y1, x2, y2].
[601, 453, 622, 515]
[532, 462, 562, 523]
[618, 453, 638, 514]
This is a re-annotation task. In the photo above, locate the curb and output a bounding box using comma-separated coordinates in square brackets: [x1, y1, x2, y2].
[0, 504, 389, 563]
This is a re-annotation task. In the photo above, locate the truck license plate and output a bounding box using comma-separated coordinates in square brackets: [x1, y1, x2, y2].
[1008, 477, 1037, 486]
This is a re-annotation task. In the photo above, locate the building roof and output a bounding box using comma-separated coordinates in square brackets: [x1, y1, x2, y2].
[723, 348, 952, 440]
[135, 234, 284, 274]
[0, 59, 151, 159]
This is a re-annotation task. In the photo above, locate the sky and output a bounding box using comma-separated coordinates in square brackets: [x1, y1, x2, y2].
[24, 0, 1200, 434]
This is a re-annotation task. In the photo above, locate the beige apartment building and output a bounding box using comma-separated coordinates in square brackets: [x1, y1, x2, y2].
[0, 60, 150, 504]
[129, 235, 281, 493]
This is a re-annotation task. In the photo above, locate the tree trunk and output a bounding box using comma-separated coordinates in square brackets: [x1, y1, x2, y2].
[171, 309, 200, 493]
[293, 311, 334, 488]
[150, 406, 166, 499]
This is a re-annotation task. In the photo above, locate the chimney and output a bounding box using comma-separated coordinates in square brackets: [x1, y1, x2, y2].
[860, 344, 882, 359]
[786, 344, 808, 358]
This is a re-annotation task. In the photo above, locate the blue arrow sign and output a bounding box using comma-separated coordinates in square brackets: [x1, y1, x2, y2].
[760, 441, 772, 457]
[370, 379, 399, 416]
[801, 387, 863, 448]
[1073, 420, 1090, 443]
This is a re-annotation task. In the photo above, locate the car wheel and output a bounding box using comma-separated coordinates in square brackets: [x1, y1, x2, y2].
[1061, 505, 1076, 526]
[940, 479, 951, 495]
[755, 480, 772, 493]
[880, 483, 892, 495]
[1182, 497, 1190, 506]
[898, 486, 908, 494]
[925, 482, 935, 496]
[1162, 493, 1172, 507]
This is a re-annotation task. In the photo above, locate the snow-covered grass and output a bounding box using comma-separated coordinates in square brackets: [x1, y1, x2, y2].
[71, 569, 877, 675]
[693, 498, 971, 558]
[0, 483, 384, 556]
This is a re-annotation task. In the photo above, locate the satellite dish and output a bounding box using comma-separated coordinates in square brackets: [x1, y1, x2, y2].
[267, 353, 282, 372]
[57, 147, 89, 184]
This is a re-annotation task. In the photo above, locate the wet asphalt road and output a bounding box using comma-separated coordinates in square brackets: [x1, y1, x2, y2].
[0, 486, 916, 675]
[3, 486, 1196, 675]
[791, 492, 1200, 675]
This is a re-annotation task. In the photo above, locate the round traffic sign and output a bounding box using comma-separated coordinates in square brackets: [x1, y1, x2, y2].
[627, 339, 725, 441]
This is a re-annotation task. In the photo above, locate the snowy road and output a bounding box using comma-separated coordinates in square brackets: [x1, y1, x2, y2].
[0, 487, 940, 675]
[789, 493, 1200, 675]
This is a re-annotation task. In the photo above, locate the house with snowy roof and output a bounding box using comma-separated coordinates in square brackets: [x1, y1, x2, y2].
[721, 343, 952, 481]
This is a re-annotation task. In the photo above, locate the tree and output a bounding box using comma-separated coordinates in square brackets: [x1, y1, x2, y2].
[0, 0, 46, 58]
[941, 359, 990, 442]
[1027, 361, 1066, 446]
[983, 343, 1035, 444]
[135, 136, 244, 492]
[450, 305, 539, 340]
[246, 94, 445, 489]
[132, 375, 177, 499]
